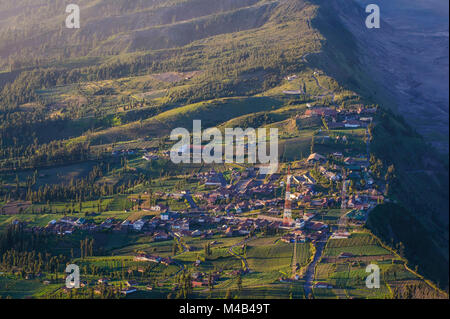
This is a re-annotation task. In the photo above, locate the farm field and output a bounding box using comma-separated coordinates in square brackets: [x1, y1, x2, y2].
[0, 0, 447, 302]
[311, 231, 444, 299]
[0, 232, 311, 299]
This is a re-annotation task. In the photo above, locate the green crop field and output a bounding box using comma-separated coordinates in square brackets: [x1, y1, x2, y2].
[0, 0, 447, 301]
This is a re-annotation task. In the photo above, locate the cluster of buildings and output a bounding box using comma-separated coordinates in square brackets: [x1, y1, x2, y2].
[44, 216, 87, 235]
[40, 145, 381, 242]
[134, 253, 174, 266]
[23, 100, 384, 254]
[302, 105, 375, 130]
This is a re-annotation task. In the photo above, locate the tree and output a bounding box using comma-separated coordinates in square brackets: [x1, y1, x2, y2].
[80, 240, 84, 259]
[172, 241, 178, 256]
[208, 272, 213, 291]
[236, 273, 242, 291]
[89, 238, 94, 257]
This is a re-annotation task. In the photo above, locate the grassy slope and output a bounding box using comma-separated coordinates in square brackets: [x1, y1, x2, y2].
[0, 0, 447, 294]
[309, 0, 449, 290]
[367, 203, 448, 290]
[86, 96, 283, 145]
[0, 0, 270, 64]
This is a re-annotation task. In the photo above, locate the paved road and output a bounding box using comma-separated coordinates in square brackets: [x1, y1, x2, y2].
[184, 193, 197, 209]
[365, 127, 371, 165]
[162, 234, 188, 282]
[311, 73, 340, 109]
[299, 55, 340, 110]
[228, 239, 250, 273]
[303, 233, 331, 298]
[301, 53, 311, 64]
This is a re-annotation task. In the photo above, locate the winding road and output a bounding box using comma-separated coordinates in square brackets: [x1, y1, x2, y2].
[228, 239, 250, 273]
[311, 73, 340, 109]
[303, 232, 330, 298]
[184, 193, 198, 209]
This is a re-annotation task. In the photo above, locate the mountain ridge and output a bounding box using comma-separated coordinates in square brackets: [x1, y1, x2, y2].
[0, 0, 448, 291]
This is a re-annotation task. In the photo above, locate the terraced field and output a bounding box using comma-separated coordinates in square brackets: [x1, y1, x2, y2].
[312, 231, 442, 299]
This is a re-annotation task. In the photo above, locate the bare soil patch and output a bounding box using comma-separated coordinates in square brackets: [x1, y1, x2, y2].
[151, 71, 203, 83]
[1, 201, 32, 215]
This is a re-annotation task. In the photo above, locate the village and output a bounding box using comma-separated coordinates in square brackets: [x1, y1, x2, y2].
[1, 103, 398, 299]
[40, 146, 383, 241]
[40, 104, 381, 234]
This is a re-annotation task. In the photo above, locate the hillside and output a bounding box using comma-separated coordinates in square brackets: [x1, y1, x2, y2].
[0, 0, 286, 68]
[0, 0, 448, 297]
[309, 0, 449, 289]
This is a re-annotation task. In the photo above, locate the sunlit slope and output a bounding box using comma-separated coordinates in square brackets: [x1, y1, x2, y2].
[85, 97, 283, 145]
[0, 0, 281, 64]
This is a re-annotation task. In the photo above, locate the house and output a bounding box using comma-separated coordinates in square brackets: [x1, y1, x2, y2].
[293, 175, 307, 184]
[286, 75, 298, 81]
[358, 107, 377, 114]
[160, 257, 174, 266]
[172, 221, 189, 231]
[154, 231, 170, 241]
[324, 171, 339, 181]
[307, 153, 326, 163]
[314, 282, 333, 289]
[160, 212, 170, 221]
[121, 220, 131, 229]
[134, 254, 161, 263]
[338, 252, 354, 258]
[132, 219, 146, 231]
[98, 278, 108, 285]
[143, 154, 159, 161]
[303, 212, 316, 221]
[295, 220, 305, 229]
[360, 117, 373, 123]
[238, 227, 250, 235]
[281, 235, 294, 243]
[192, 281, 205, 288]
[76, 218, 86, 225]
[126, 280, 138, 287]
[121, 287, 137, 295]
[328, 122, 345, 129]
[344, 120, 361, 128]
[225, 227, 234, 237]
[305, 108, 338, 117]
[205, 172, 227, 187]
[308, 221, 328, 231]
[60, 217, 77, 226]
[331, 232, 350, 239]
[311, 199, 326, 207]
[191, 230, 202, 237]
[24, 273, 35, 280]
[100, 218, 115, 229]
[283, 90, 303, 95]
[303, 172, 317, 184]
[177, 144, 205, 154]
[151, 204, 168, 212]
